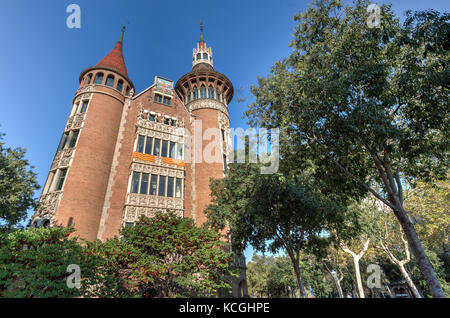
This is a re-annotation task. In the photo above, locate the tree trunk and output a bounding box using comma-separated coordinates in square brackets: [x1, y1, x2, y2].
[398, 263, 422, 298]
[393, 205, 445, 298]
[353, 257, 365, 298]
[292, 259, 306, 298]
[333, 275, 344, 298]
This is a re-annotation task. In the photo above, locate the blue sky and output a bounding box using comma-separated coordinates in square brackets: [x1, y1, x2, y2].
[0, 0, 448, 261]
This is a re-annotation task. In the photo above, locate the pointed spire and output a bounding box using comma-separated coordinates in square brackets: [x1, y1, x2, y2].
[118, 26, 125, 43]
[95, 26, 129, 78]
[199, 20, 204, 43]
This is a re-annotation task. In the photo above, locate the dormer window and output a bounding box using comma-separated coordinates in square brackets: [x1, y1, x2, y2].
[163, 96, 171, 106]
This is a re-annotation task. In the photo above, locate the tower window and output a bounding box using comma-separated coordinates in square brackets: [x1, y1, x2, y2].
[200, 86, 206, 98]
[150, 174, 158, 195]
[80, 100, 89, 113]
[176, 144, 183, 160]
[196, 53, 201, 60]
[106, 75, 115, 87]
[86, 73, 93, 85]
[126, 86, 130, 96]
[169, 142, 176, 159]
[203, 53, 208, 60]
[167, 177, 174, 198]
[158, 176, 166, 196]
[55, 169, 68, 191]
[95, 73, 104, 85]
[208, 86, 214, 99]
[153, 139, 161, 156]
[131, 171, 140, 193]
[58, 133, 69, 150]
[68, 130, 79, 148]
[140, 173, 149, 195]
[163, 117, 170, 125]
[144, 137, 153, 155]
[117, 79, 124, 92]
[136, 135, 145, 153]
[161, 140, 168, 157]
[171, 119, 177, 127]
[193, 88, 198, 100]
[223, 155, 227, 171]
[175, 178, 182, 198]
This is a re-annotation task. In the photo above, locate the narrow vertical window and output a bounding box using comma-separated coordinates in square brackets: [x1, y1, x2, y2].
[59, 133, 69, 150]
[68, 130, 79, 148]
[203, 53, 208, 60]
[116, 79, 124, 92]
[105, 74, 115, 87]
[187, 92, 191, 103]
[144, 137, 153, 155]
[131, 171, 140, 193]
[161, 140, 168, 157]
[86, 73, 92, 85]
[140, 173, 149, 195]
[200, 86, 206, 98]
[136, 135, 145, 153]
[95, 73, 104, 85]
[175, 178, 182, 198]
[80, 100, 89, 113]
[55, 169, 67, 191]
[208, 86, 214, 99]
[193, 88, 198, 100]
[167, 177, 174, 198]
[177, 143, 183, 160]
[153, 139, 161, 156]
[158, 176, 166, 196]
[196, 53, 201, 60]
[150, 174, 158, 195]
[169, 142, 176, 159]
[223, 155, 227, 171]
[126, 86, 130, 96]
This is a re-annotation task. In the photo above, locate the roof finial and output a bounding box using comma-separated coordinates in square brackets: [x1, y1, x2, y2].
[199, 20, 204, 43]
[118, 26, 126, 43]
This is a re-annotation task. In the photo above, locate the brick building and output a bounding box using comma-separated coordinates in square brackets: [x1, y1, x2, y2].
[31, 24, 248, 297]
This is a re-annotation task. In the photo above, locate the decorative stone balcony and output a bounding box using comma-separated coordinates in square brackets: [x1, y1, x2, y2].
[64, 113, 86, 132]
[35, 191, 63, 218]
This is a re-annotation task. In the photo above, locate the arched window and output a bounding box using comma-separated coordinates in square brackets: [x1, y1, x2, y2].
[126, 86, 130, 96]
[86, 73, 92, 85]
[216, 90, 221, 101]
[203, 53, 208, 60]
[200, 86, 206, 98]
[193, 87, 198, 100]
[116, 79, 124, 92]
[208, 86, 214, 99]
[105, 74, 115, 87]
[187, 91, 191, 103]
[196, 53, 201, 60]
[95, 73, 104, 85]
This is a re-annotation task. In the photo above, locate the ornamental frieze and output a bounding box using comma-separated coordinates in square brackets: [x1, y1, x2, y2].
[137, 118, 185, 138]
[123, 205, 183, 223]
[126, 193, 183, 209]
[188, 99, 229, 118]
[131, 162, 184, 178]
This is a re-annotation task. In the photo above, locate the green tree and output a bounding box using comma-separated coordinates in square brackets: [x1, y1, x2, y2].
[0, 226, 128, 297]
[247, 254, 271, 297]
[245, 0, 448, 297]
[206, 163, 345, 298]
[0, 132, 40, 229]
[116, 211, 234, 297]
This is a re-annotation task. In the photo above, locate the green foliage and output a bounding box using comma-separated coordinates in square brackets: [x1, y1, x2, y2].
[0, 226, 127, 298]
[116, 211, 235, 298]
[0, 132, 40, 229]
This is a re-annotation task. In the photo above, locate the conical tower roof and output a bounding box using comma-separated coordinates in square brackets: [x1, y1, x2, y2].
[95, 27, 129, 78]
